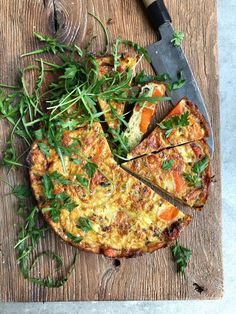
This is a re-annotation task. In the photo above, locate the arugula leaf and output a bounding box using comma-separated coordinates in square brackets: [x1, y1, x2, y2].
[158, 111, 189, 137]
[168, 71, 186, 91]
[71, 158, 81, 165]
[12, 185, 31, 199]
[42, 174, 54, 199]
[162, 159, 174, 171]
[164, 129, 173, 138]
[171, 31, 185, 48]
[21, 32, 74, 57]
[63, 200, 77, 212]
[50, 171, 72, 185]
[122, 39, 151, 63]
[34, 129, 43, 141]
[170, 241, 192, 274]
[60, 65, 78, 80]
[88, 12, 109, 54]
[112, 37, 121, 71]
[77, 217, 93, 233]
[38, 142, 51, 158]
[192, 156, 209, 175]
[183, 173, 202, 188]
[75, 175, 89, 188]
[83, 161, 98, 178]
[134, 70, 171, 85]
[66, 232, 83, 244]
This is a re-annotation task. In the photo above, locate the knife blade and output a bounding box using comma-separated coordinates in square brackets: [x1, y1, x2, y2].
[142, 0, 214, 155]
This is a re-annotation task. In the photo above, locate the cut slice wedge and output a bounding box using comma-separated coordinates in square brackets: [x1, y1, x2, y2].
[124, 139, 211, 209]
[97, 54, 140, 130]
[124, 81, 166, 150]
[128, 98, 210, 159]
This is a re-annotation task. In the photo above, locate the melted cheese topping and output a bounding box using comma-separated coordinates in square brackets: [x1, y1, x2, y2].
[29, 123, 188, 254]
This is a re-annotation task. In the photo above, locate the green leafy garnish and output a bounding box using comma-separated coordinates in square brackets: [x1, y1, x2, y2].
[77, 217, 93, 233]
[183, 173, 202, 188]
[170, 241, 192, 274]
[171, 31, 185, 48]
[162, 159, 174, 171]
[168, 71, 186, 91]
[66, 232, 83, 244]
[158, 111, 189, 138]
[75, 175, 89, 188]
[42, 174, 54, 199]
[134, 70, 171, 85]
[83, 161, 98, 178]
[50, 171, 73, 185]
[12, 185, 31, 199]
[122, 40, 151, 63]
[192, 156, 209, 175]
[113, 37, 121, 71]
[88, 12, 109, 54]
[183, 156, 209, 188]
[38, 143, 51, 158]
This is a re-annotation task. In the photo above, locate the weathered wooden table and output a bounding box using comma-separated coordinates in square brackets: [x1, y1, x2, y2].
[0, 0, 223, 301]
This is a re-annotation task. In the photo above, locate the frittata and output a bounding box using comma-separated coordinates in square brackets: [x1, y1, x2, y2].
[28, 123, 191, 257]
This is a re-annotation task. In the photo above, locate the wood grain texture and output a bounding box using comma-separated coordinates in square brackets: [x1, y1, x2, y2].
[0, 0, 223, 301]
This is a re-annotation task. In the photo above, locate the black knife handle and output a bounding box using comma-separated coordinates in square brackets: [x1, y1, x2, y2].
[142, 0, 171, 31]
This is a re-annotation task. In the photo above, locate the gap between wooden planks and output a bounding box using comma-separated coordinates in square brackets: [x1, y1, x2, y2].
[0, 0, 223, 301]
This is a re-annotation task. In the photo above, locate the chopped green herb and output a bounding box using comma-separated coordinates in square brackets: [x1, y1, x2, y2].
[34, 129, 43, 141]
[63, 200, 77, 212]
[192, 156, 209, 175]
[171, 31, 185, 48]
[71, 158, 81, 165]
[75, 175, 89, 188]
[12, 185, 31, 199]
[134, 70, 171, 85]
[66, 232, 83, 244]
[168, 71, 186, 91]
[158, 111, 189, 137]
[38, 143, 51, 158]
[170, 241, 192, 274]
[50, 171, 73, 185]
[84, 161, 98, 178]
[122, 39, 151, 63]
[183, 173, 202, 188]
[42, 174, 54, 199]
[77, 217, 93, 233]
[113, 37, 121, 71]
[162, 159, 174, 171]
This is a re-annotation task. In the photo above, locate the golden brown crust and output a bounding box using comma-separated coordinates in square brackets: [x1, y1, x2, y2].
[184, 99, 210, 138]
[43, 210, 191, 258]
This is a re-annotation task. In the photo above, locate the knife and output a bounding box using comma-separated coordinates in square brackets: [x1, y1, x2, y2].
[142, 0, 214, 155]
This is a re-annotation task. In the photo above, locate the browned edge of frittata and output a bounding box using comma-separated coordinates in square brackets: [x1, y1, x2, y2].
[42, 211, 192, 258]
[181, 98, 210, 137]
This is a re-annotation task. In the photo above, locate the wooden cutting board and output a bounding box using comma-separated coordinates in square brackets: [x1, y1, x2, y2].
[0, 0, 223, 301]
